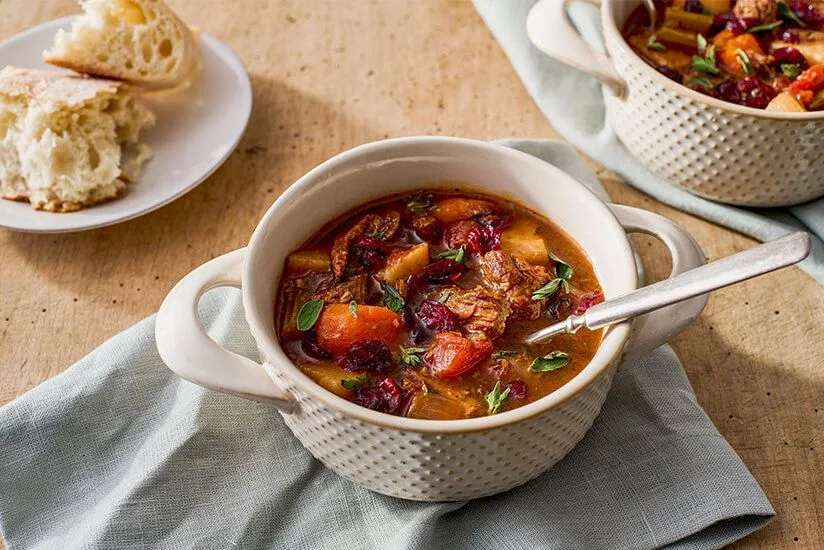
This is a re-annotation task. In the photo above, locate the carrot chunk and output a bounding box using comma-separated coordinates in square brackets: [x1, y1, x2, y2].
[425, 332, 494, 378]
[316, 304, 403, 355]
[432, 198, 497, 223]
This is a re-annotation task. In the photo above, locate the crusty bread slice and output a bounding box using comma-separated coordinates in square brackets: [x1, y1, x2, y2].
[0, 67, 155, 212]
[43, 0, 200, 90]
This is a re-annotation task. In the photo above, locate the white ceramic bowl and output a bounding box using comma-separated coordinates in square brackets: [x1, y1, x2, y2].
[156, 137, 707, 501]
[527, 0, 824, 207]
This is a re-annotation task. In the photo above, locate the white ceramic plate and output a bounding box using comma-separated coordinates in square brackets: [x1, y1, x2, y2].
[0, 17, 252, 233]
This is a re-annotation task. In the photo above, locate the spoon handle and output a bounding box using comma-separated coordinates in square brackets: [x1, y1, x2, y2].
[526, 231, 811, 343]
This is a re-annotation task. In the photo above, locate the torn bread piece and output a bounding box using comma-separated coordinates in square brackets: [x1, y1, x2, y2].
[44, 0, 200, 90]
[0, 67, 155, 212]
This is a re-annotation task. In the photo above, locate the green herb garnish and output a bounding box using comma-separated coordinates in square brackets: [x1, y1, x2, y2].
[778, 1, 806, 26]
[530, 351, 570, 372]
[437, 244, 466, 263]
[382, 280, 405, 312]
[696, 34, 708, 53]
[407, 192, 436, 212]
[349, 300, 358, 318]
[735, 49, 755, 76]
[399, 346, 426, 366]
[341, 374, 370, 392]
[781, 63, 802, 78]
[690, 77, 714, 90]
[692, 45, 719, 76]
[747, 20, 783, 33]
[438, 291, 451, 304]
[485, 382, 511, 414]
[532, 278, 566, 301]
[550, 252, 573, 282]
[365, 229, 386, 239]
[491, 350, 518, 359]
[296, 299, 324, 331]
[647, 34, 667, 52]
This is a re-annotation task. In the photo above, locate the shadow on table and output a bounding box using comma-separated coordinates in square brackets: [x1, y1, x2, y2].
[671, 322, 824, 548]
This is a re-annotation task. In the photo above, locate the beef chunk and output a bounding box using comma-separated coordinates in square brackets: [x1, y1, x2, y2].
[479, 250, 551, 320]
[315, 274, 368, 303]
[444, 285, 510, 339]
[330, 211, 401, 279]
[734, 0, 776, 22]
[409, 212, 442, 242]
[444, 220, 480, 249]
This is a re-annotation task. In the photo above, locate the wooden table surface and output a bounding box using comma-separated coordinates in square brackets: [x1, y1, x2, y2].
[1, 1, 822, 548]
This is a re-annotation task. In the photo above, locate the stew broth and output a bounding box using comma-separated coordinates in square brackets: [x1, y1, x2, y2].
[275, 189, 604, 420]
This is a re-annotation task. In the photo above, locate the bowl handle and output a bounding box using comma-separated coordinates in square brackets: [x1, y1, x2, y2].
[608, 205, 708, 363]
[155, 248, 295, 412]
[526, 0, 626, 97]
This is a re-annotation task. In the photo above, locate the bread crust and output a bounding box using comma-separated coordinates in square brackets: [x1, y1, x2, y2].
[2, 178, 131, 212]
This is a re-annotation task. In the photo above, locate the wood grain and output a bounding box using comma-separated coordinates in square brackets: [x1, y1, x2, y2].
[1, 1, 821, 547]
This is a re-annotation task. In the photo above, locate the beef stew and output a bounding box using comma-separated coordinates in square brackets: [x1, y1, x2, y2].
[275, 190, 604, 420]
[624, 0, 824, 111]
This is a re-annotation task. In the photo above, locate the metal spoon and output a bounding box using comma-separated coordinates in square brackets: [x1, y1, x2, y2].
[526, 231, 811, 344]
[642, 0, 658, 31]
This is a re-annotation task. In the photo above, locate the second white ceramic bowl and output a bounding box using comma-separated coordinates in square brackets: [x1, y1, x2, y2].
[155, 137, 707, 501]
[527, 0, 824, 207]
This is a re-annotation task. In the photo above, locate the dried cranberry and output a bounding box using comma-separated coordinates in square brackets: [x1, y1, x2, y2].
[301, 337, 332, 360]
[773, 47, 808, 69]
[415, 299, 461, 332]
[738, 77, 777, 109]
[402, 307, 428, 344]
[353, 235, 389, 271]
[422, 259, 465, 284]
[340, 340, 393, 372]
[656, 65, 683, 84]
[710, 12, 737, 34]
[444, 220, 480, 249]
[352, 377, 403, 415]
[715, 80, 742, 104]
[683, 0, 703, 13]
[466, 225, 502, 254]
[547, 296, 573, 321]
[780, 29, 801, 43]
[788, 0, 824, 25]
[506, 380, 528, 400]
[575, 290, 604, 315]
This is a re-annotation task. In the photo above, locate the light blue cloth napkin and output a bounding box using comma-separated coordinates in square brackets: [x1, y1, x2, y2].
[473, 0, 824, 285]
[0, 143, 774, 549]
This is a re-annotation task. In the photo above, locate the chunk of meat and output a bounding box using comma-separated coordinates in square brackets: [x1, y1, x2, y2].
[432, 197, 497, 223]
[315, 274, 368, 303]
[733, 0, 776, 22]
[409, 213, 442, 242]
[479, 250, 552, 321]
[444, 285, 510, 339]
[405, 392, 484, 420]
[330, 211, 401, 279]
[316, 304, 403, 355]
[444, 220, 480, 249]
[425, 332, 494, 378]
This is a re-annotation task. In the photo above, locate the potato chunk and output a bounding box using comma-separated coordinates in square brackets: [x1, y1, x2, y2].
[766, 92, 806, 112]
[500, 218, 549, 265]
[379, 243, 429, 285]
[303, 364, 362, 398]
[286, 249, 331, 274]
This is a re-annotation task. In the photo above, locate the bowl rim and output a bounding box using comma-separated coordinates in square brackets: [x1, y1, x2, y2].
[602, 0, 824, 121]
[243, 136, 636, 434]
